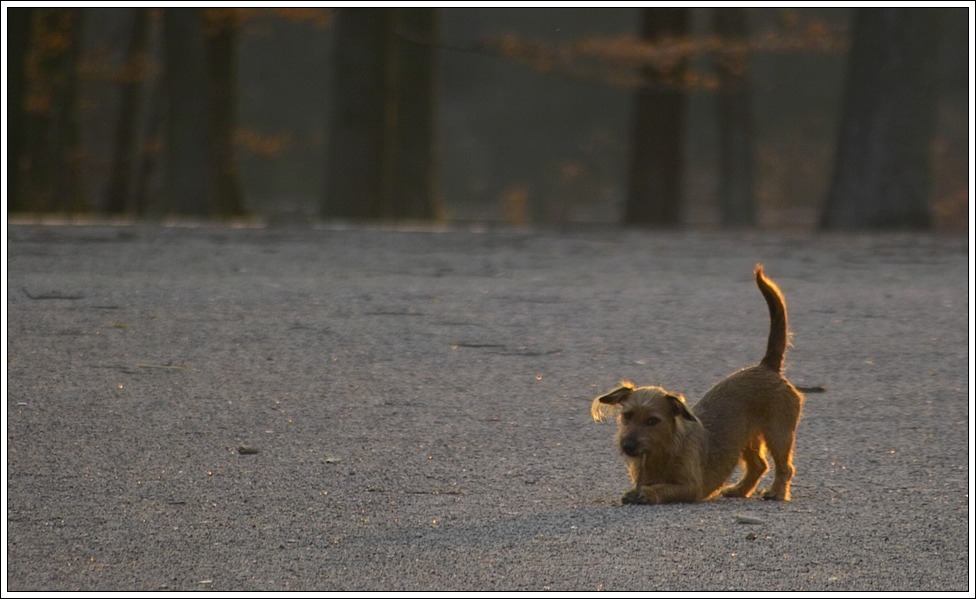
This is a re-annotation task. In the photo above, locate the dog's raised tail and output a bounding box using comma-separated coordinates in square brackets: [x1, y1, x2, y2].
[755, 264, 789, 372]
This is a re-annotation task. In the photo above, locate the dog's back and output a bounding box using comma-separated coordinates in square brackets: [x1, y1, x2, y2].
[694, 366, 802, 497]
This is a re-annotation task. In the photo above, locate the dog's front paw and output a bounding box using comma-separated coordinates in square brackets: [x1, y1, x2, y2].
[720, 484, 752, 499]
[621, 488, 648, 505]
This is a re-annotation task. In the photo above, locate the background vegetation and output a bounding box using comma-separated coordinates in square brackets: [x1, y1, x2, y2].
[5, 7, 969, 231]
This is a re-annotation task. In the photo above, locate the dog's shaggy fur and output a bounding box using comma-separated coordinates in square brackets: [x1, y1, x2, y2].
[591, 265, 804, 504]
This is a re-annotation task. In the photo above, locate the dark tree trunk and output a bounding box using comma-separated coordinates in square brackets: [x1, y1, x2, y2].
[162, 8, 212, 217]
[105, 8, 150, 215]
[323, 8, 395, 219]
[25, 14, 53, 212]
[132, 82, 163, 217]
[624, 8, 689, 227]
[391, 8, 441, 220]
[40, 8, 86, 212]
[6, 8, 33, 212]
[25, 9, 86, 212]
[51, 9, 85, 213]
[323, 8, 440, 221]
[205, 9, 246, 217]
[821, 8, 941, 230]
[207, 9, 247, 216]
[714, 8, 756, 227]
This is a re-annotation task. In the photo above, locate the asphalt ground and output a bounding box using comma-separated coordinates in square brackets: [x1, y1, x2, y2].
[3, 223, 971, 592]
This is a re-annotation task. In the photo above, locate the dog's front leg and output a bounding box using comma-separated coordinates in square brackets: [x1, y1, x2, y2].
[622, 482, 702, 505]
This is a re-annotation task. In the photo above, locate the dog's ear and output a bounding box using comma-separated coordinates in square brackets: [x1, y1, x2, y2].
[591, 382, 635, 422]
[666, 393, 699, 423]
[597, 381, 636, 405]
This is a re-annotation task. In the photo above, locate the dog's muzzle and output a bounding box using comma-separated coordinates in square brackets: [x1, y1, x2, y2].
[619, 437, 642, 457]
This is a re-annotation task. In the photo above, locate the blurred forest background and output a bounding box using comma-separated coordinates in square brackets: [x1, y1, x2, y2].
[5, 7, 970, 231]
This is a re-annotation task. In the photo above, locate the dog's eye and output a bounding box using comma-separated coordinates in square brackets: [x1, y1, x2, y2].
[622, 411, 634, 422]
[646, 416, 661, 426]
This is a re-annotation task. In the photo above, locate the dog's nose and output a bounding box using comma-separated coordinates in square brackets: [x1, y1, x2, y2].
[620, 438, 641, 457]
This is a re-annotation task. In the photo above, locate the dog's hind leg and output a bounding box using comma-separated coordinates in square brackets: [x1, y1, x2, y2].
[761, 427, 797, 501]
[720, 439, 768, 498]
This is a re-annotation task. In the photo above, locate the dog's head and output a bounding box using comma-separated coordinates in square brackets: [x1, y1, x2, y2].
[591, 381, 699, 458]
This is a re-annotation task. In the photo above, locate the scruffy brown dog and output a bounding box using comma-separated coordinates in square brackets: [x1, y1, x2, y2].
[591, 264, 804, 504]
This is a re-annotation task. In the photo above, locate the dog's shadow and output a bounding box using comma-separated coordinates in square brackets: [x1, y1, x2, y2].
[342, 496, 804, 555]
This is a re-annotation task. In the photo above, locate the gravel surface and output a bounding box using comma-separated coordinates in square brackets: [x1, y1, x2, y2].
[4, 223, 971, 592]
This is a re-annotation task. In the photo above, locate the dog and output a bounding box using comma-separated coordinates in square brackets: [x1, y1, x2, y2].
[591, 264, 804, 504]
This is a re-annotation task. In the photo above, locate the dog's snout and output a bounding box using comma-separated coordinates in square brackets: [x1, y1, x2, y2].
[620, 437, 642, 457]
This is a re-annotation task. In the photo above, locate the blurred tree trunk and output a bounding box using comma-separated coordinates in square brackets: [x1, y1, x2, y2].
[25, 9, 86, 212]
[162, 8, 212, 217]
[714, 8, 755, 227]
[323, 8, 393, 219]
[132, 89, 162, 217]
[205, 9, 246, 217]
[105, 8, 150, 215]
[54, 8, 87, 212]
[51, 8, 85, 213]
[391, 8, 441, 220]
[821, 8, 941, 230]
[624, 8, 689, 227]
[25, 13, 52, 212]
[6, 8, 32, 212]
[323, 8, 440, 221]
